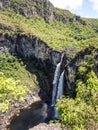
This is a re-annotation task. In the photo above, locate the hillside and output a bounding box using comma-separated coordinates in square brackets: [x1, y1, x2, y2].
[0, 0, 98, 51]
[0, 0, 98, 130]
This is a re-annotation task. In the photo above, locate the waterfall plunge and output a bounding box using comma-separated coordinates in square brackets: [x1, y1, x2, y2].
[51, 62, 61, 106]
[51, 56, 64, 106]
[56, 71, 64, 100]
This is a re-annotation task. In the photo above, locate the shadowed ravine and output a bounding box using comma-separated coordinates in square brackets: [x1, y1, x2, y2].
[7, 55, 65, 130]
[7, 101, 48, 130]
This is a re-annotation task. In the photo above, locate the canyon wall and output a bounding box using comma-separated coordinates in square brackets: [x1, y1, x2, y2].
[0, 33, 98, 102]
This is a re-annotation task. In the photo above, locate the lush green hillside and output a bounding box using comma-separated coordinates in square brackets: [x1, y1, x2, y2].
[56, 48, 98, 130]
[83, 18, 98, 32]
[0, 10, 98, 51]
[0, 1, 98, 130]
[0, 0, 98, 111]
[0, 0, 98, 51]
[0, 52, 39, 112]
[0, 53, 38, 87]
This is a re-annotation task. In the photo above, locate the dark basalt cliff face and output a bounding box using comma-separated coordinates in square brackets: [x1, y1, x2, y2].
[0, 33, 98, 103]
[0, 0, 86, 24]
[0, 34, 61, 64]
[64, 47, 98, 97]
[0, 33, 61, 103]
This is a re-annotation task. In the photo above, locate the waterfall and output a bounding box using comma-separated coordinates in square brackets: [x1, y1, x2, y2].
[51, 55, 63, 106]
[56, 71, 64, 100]
[51, 62, 61, 106]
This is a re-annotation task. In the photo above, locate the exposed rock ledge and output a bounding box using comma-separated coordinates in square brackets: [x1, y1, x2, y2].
[0, 92, 40, 130]
[29, 123, 61, 130]
[0, 33, 61, 65]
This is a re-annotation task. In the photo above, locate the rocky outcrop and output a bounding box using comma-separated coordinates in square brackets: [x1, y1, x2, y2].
[0, 0, 54, 22]
[0, 33, 98, 101]
[0, 33, 61, 103]
[63, 46, 98, 97]
[0, 0, 86, 24]
[0, 33, 97, 101]
[0, 92, 40, 130]
[0, 34, 61, 64]
[29, 123, 61, 130]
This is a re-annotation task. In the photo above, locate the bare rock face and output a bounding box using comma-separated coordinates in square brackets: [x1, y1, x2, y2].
[14, 35, 61, 64]
[0, 34, 61, 64]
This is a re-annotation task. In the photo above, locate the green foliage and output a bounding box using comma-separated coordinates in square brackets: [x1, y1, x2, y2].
[56, 98, 97, 130]
[76, 71, 98, 105]
[0, 11, 98, 51]
[0, 53, 39, 112]
[78, 66, 87, 75]
[56, 49, 98, 129]
[55, 7, 74, 19]
[0, 72, 30, 112]
[83, 18, 98, 32]
[0, 53, 38, 87]
[56, 70, 98, 130]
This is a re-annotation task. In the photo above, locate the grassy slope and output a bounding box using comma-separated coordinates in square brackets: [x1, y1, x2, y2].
[83, 17, 98, 32]
[0, 53, 38, 89]
[0, 11, 98, 51]
[55, 7, 75, 18]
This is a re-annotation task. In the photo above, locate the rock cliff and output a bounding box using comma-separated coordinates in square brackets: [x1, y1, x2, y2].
[0, 33, 61, 103]
[0, 33, 98, 102]
[0, 34, 61, 64]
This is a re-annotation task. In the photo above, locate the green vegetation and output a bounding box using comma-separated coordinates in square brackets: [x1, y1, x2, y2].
[55, 7, 75, 19]
[56, 71, 98, 130]
[0, 72, 30, 112]
[0, 11, 98, 51]
[0, 53, 39, 112]
[0, 53, 38, 87]
[0, 1, 98, 125]
[0, 0, 35, 11]
[56, 51, 98, 130]
[83, 18, 98, 32]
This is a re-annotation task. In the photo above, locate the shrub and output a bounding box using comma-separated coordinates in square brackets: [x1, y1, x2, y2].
[56, 71, 98, 130]
[56, 98, 97, 130]
[0, 72, 30, 112]
[0, 53, 38, 87]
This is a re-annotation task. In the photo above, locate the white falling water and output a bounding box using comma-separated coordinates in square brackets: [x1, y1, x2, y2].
[51, 56, 63, 106]
[56, 71, 64, 100]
